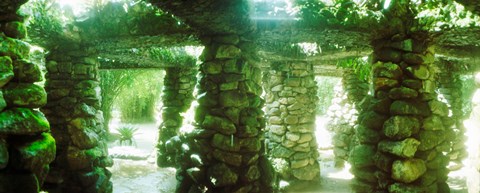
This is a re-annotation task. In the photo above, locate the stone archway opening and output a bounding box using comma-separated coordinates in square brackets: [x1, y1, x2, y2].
[98, 68, 175, 193]
[320, 64, 370, 184]
[458, 72, 480, 193]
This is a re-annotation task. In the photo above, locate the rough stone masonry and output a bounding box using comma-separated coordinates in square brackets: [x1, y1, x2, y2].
[0, 0, 55, 192]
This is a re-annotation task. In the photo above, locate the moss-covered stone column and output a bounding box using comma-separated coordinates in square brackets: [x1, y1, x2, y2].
[42, 42, 112, 193]
[264, 61, 320, 181]
[438, 71, 469, 169]
[172, 34, 275, 193]
[327, 69, 368, 168]
[350, 3, 451, 192]
[157, 66, 196, 167]
[467, 73, 480, 193]
[0, 1, 56, 192]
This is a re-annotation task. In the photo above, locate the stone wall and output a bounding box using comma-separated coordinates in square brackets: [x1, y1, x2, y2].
[264, 61, 320, 181]
[438, 71, 470, 169]
[327, 69, 369, 168]
[467, 73, 480, 193]
[171, 34, 275, 193]
[350, 34, 452, 192]
[157, 66, 196, 167]
[0, 1, 56, 192]
[41, 42, 112, 193]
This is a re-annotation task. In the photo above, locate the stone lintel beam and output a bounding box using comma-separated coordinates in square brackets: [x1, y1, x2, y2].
[313, 65, 344, 77]
[257, 24, 480, 63]
[258, 49, 371, 63]
[98, 55, 166, 69]
[257, 28, 371, 51]
[98, 54, 195, 70]
[90, 35, 200, 53]
[436, 55, 480, 73]
[433, 26, 480, 60]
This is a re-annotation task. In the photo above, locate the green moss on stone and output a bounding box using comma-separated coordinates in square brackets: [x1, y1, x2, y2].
[0, 34, 30, 59]
[12, 59, 43, 83]
[3, 83, 47, 108]
[12, 133, 56, 170]
[0, 56, 14, 87]
[3, 21, 27, 39]
[0, 108, 50, 135]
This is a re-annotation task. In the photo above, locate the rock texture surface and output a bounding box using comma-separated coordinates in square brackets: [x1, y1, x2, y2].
[157, 66, 196, 167]
[171, 34, 275, 193]
[467, 73, 480, 193]
[41, 42, 112, 193]
[438, 70, 471, 170]
[264, 61, 320, 181]
[326, 69, 368, 167]
[0, 1, 56, 192]
[349, 3, 452, 192]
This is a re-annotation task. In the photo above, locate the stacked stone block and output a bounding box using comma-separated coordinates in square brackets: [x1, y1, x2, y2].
[467, 73, 480, 193]
[264, 61, 320, 181]
[438, 71, 469, 169]
[41, 43, 112, 193]
[0, 1, 56, 192]
[157, 66, 196, 167]
[350, 35, 452, 192]
[327, 69, 368, 168]
[476, 75, 480, 174]
[172, 34, 275, 193]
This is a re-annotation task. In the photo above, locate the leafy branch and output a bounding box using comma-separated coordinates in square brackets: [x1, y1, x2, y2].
[336, 57, 371, 82]
[149, 47, 196, 67]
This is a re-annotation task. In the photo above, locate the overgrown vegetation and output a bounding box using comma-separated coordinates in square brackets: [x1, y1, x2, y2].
[316, 76, 340, 115]
[21, 0, 65, 44]
[100, 69, 164, 131]
[21, 0, 189, 47]
[294, 0, 480, 31]
[100, 69, 136, 132]
[336, 57, 371, 82]
[116, 125, 139, 146]
[115, 70, 164, 124]
[296, 0, 383, 30]
[149, 47, 197, 67]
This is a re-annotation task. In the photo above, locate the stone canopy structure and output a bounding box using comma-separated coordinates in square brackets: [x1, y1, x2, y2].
[1, 0, 480, 193]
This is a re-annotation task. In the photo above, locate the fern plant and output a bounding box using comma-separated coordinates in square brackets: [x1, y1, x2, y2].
[116, 125, 139, 146]
[336, 57, 372, 82]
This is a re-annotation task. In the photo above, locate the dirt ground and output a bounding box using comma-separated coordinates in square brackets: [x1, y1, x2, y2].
[107, 120, 471, 193]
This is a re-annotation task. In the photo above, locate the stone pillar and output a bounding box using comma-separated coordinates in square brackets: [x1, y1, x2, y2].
[157, 66, 196, 167]
[438, 71, 469, 169]
[327, 69, 369, 168]
[350, 36, 452, 192]
[41, 42, 113, 193]
[467, 73, 480, 193]
[0, 1, 56, 192]
[264, 61, 320, 181]
[171, 34, 274, 193]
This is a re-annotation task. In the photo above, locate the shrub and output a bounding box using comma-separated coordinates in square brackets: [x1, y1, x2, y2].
[116, 125, 139, 146]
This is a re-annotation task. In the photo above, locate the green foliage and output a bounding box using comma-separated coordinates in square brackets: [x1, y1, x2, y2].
[76, 1, 187, 38]
[149, 47, 197, 67]
[115, 70, 164, 123]
[414, 0, 480, 31]
[337, 57, 371, 82]
[116, 125, 139, 146]
[295, 0, 383, 30]
[294, 0, 480, 32]
[21, 0, 66, 40]
[316, 76, 340, 115]
[459, 74, 476, 118]
[100, 69, 137, 132]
